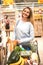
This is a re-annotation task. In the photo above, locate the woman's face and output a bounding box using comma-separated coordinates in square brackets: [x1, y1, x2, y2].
[22, 8, 30, 18]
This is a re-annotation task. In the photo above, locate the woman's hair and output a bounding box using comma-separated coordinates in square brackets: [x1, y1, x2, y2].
[22, 7, 33, 24]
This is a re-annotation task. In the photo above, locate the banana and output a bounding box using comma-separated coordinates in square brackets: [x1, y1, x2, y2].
[10, 56, 22, 65]
[20, 58, 24, 65]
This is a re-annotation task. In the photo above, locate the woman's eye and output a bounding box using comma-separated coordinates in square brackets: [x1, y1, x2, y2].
[24, 10, 29, 13]
[27, 12, 29, 13]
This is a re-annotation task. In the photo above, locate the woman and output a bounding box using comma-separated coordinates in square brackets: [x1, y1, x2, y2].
[12, 7, 34, 50]
[2, 15, 10, 36]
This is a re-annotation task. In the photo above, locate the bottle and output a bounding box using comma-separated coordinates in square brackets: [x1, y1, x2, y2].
[19, 45, 25, 51]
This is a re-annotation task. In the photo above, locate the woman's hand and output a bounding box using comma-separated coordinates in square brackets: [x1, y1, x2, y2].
[17, 40, 21, 44]
[13, 40, 18, 46]
[12, 40, 21, 47]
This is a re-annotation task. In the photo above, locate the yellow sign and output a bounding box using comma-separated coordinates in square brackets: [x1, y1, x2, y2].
[38, 0, 43, 3]
[3, 0, 14, 5]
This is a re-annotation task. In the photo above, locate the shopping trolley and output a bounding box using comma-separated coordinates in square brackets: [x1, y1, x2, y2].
[5, 39, 40, 65]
